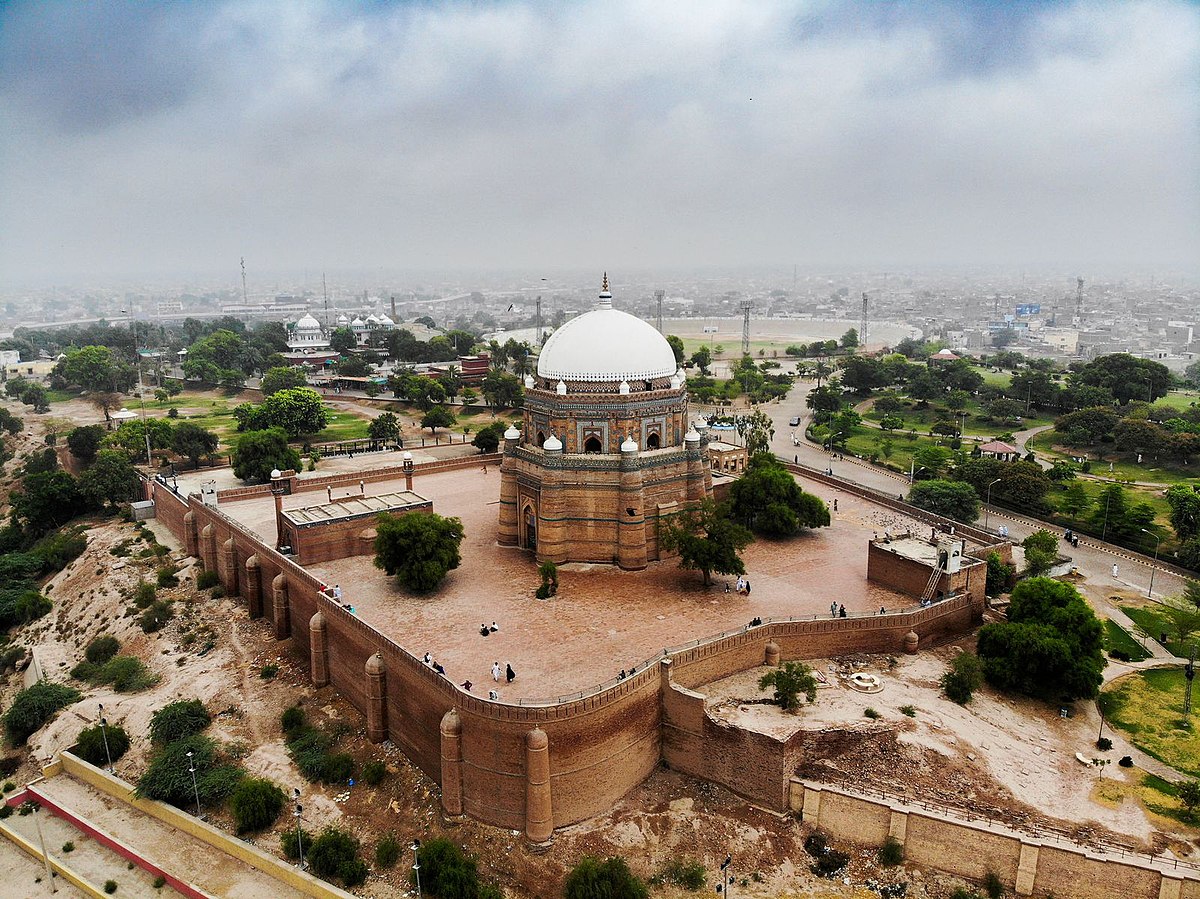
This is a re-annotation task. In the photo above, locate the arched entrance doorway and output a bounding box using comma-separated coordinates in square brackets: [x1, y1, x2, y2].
[522, 504, 538, 552]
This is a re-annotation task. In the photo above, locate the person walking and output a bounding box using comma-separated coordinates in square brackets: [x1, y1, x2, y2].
[838, 604, 846, 618]
[505, 662, 516, 684]
[492, 661, 502, 682]
[1112, 563, 1119, 578]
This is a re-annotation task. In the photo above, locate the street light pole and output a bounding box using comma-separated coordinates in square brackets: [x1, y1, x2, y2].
[412, 840, 422, 899]
[293, 789, 306, 869]
[1140, 528, 1162, 598]
[34, 804, 57, 893]
[984, 478, 1002, 531]
[98, 703, 113, 772]
[186, 750, 202, 818]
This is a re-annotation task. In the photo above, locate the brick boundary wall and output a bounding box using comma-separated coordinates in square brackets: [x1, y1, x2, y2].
[215, 453, 503, 503]
[791, 779, 1200, 899]
[147, 472, 985, 838]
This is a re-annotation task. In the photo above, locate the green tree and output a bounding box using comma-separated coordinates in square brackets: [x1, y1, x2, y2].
[1075, 353, 1172, 405]
[233, 387, 329, 437]
[81, 450, 139, 509]
[907, 480, 979, 523]
[374, 511, 465, 593]
[690, 346, 712, 375]
[985, 551, 1013, 596]
[58, 345, 135, 393]
[665, 335, 685, 367]
[1160, 594, 1200, 648]
[367, 412, 400, 444]
[11, 470, 86, 534]
[977, 577, 1104, 700]
[841, 327, 859, 349]
[659, 499, 752, 587]
[150, 699, 211, 744]
[472, 422, 507, 454]
[421, 405, 456, 434]
[330, 327, 358, 355]
[170, 422, 219, 469]
[1022, 529, 1058, 576]
[1165, 485, 1200, 542]
[758, 660, 818, 710]
[260, 366, 308, 397]
[336, 355, 372, 378]
[481, 370, 523, 410]
[75, 723, 131, 767]
[564, 857, 649, 899]
[940, 651, 984, 704]
[729, 455, 830, 538]
[183, 329, 250, 381]
[1179, 780, 1200, 820]
[67, 424, 106, 462]
[231, 428, 301, 483]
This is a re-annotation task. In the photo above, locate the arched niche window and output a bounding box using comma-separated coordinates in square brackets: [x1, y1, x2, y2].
[646, 433, 661, 450]
[584, 435, 603, 454]
[536, 431, 546, 448]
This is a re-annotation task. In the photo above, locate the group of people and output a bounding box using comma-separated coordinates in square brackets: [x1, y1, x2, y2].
[725, 577, 752, 595]
[478, 622, 499, 636]
[829, 602, 847, 618]
[421, 652, 446, 676]
[492, 660, 516, 684]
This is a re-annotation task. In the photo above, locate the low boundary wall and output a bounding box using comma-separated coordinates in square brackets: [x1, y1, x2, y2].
[55, 751, 357, 899]
[146, 464, 983, 840]
[793, 779, 1200, 899]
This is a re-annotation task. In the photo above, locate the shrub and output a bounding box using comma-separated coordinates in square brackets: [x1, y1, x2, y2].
[983, 870, 1004, 899]
[75, 723, 131, 767]
[375, 833, 401, 868]
[322, 753, 355, 785]
[63, 841, 75, 852]
[339, 857, 368, 887]
[308, 827, 360, 881]
[563, 855, 649, 899]
[1119, 755, 1134, 767]
[105, 881, 118, 894]
[85, 635, 121, 665]
[149, 700, 210, 745]
[878, 835, 904, 866]
[132, 582, 157, 608]
[3, 682, 82, 744]
[195, 570, 219, 590]
[156, 565, 179, 588]
[361, 760, 386, 786]
[211, 586, 225, 599]
[139, 600, 174, 633]
[281, 827, 313, 860]
[1096, 737, 1113, 751]
[259, 663, 279, 680]
[864, 707, 882, 720]
[153, 876, 166, 889]
[811, 846, 850, 878]
[280, 706, 305, 736]
[899, 704, 916, 718]
[136, 735, 243, 808]
[950, 890, 983, 899]
[2, 781, 14, 793]
[941, 651, 984, 704]
[661, 858, 706, 890]
[0, 805, 10, 819]
[101, 656, 158, 692]
[229, 777, 286, 834]
[32, 526, 88, 572]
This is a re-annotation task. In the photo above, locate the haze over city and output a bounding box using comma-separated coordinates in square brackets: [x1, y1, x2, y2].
[1, 0, 1198, 288]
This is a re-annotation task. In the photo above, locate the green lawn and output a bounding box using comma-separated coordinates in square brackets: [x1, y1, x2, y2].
[1030, 429, 1199, 487]
[676, 337, 799, 360]
[1153, 389, 1200, 412]
[1119, 605, 1193, 658]
[1101, 668, 1200, 778]
[862, 397, 1053, 438]
[1103, 618, 1153, 662]
[977, 369, 1014, 388]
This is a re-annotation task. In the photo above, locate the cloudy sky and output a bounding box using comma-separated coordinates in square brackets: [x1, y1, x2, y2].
[1, 0, 1197, 285]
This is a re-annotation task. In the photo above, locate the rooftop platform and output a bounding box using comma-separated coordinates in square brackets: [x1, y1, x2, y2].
[282, 490, 429, 527]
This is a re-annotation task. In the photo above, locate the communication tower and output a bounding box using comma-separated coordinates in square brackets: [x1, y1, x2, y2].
[655, 290, 665, 333]
[1076, 277, 1084, 318]
[741, 301, 752, 355]
[860, 292, 868, 346]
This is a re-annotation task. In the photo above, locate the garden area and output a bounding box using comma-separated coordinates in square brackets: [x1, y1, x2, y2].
[1102, 668, 1200, 779]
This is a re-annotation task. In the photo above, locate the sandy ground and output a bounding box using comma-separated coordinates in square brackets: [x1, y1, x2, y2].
[218, 463, 930, 701]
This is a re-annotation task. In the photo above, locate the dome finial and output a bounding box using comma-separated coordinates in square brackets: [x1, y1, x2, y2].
[598, 271, 613, 309]
[601, 271, 609, 292]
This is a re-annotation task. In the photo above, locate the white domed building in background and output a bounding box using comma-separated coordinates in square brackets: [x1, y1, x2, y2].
[498, 275, 712, 570]
[287, 312, 331, 350]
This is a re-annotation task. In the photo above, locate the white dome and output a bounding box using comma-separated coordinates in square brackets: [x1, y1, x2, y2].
[351, 318, 366, 328]
[543, 434, 562, 452]
[296, 313, 321, 330]
[504, 425, 520, 440]
[536, 276, 678, 383]
[621, 434, 638, 453]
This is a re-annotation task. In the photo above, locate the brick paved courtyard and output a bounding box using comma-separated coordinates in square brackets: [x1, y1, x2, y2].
[220, 466, 931, 702]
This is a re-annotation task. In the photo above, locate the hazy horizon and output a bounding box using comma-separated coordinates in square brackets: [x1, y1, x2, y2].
[2, 0, 1197, 288]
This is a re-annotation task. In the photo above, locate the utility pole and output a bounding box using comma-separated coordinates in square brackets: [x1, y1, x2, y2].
[1076, 277, 1084, 319]
[122, 307, 153, 469]
[860, 292, 868, 347]
[535, 295, 542, 345]
[241, 256, 249, 305]
[655, 290, 665, 333]
[741, 301, 752, 356]
[1183, 644, 1196, 721]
